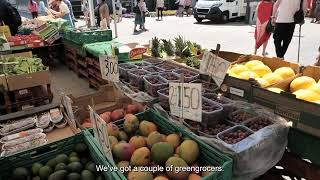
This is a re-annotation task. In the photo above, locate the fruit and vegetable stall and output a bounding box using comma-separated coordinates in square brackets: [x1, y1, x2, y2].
[0, 18, 319, 180]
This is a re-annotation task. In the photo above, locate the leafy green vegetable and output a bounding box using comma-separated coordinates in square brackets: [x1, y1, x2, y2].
[0, 56, 48, 75]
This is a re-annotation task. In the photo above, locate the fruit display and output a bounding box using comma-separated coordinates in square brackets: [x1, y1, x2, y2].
[202, 93, 235, 114]
[190, 79, 219, 93]
[144, 58, 164, 65]
[286, 76, 320, 103]
[218, 126, 253, 145]
[227, 60, 296, 87]
[157, 63, 177, 71]
[119, 63, 138, 82]
[173, 69, 199, 82]
[244, 117, 273, 132]
[0, 56, 48, 75]
[81, 104, 144, 128]
[105, 111, 230, 180]
[128, 69, 150, 90]
[132, 61, 151, 68]
[183, 119, 201, 133]
[157, 88, 170, 111]
[202, 99, 223, 126]
[143, 66, 166, 74]
[143, 75, 168, 97]
[7, 142, 106, 180]
[199, 121, 232, 137]
[159, 72, 180, 82]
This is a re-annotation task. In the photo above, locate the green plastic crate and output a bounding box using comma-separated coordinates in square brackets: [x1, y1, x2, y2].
[0, 131, 111, 180]
[91, 109, 233, 180]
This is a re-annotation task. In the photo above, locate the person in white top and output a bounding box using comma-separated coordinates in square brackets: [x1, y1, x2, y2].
[49, 0, 74, 27]
[115, 0, 123, 22]
[156, 0, 164, 20]
[271, 0, 308, 58]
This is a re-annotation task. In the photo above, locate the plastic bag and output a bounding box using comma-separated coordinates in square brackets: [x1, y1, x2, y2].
[36, 113, 51, 129]
[0, 116, 37, 136]
[50, 108, 63, 124]
[0, 128, 43, 143]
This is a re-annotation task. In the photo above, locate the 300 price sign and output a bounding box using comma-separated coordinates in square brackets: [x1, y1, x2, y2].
[169, 83, 202, 122]
[99, 55, 119, 82]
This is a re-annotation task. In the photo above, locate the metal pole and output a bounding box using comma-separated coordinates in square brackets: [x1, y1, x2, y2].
[112, 0, 118, 38]
[88, 0, 96, 27]
[297, 25, 302, 63]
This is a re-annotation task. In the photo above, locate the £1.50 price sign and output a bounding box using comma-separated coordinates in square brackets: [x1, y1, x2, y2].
[169, 83, 202, 122]
[89, 106, 115, 164]
[200, 51, 231, 87]
[99, 55, 119, 82]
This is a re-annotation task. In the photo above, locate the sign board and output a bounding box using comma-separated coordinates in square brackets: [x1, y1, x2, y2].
[169, 83, 202, 122]
[61, 94, 77, 131]
[129, 47, 147, 60]
[99, 55, 119, 82]
[200, 51, 231, 87]
[89, 106, 115, 164]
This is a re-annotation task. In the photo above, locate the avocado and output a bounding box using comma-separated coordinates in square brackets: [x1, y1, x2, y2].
[67, 173, 81, 180]
[12, 167, 29, 180]
[74, 143, 87, 153]
[46, 158, 57, 168]
[55, 154, 69, 164]
[67, 162, 83, 173]
[96, 175, 105, 180]
[48, 170, 68, 180]
[69, 152, 78, 157]
[85, 162, 96, 173]
[81, 170, 95, 180]
[55, 163, 67, 171]
[31, 163, 43, 175]
[80, 157, 89, 165]
[69, 156, 80, 163]
[38, 166, 53, 179]
[31, 176, 40, 180]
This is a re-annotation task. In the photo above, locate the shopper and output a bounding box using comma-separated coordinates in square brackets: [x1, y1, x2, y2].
[176, 0, 185, 17]
[49, 0, 74, 27]
[315, 0, 320, 23]
[81, 0, 90, 27]
[272, 0, 308, 59]
[156, 0, 164, 20]
[38, 1, 47, 16]
[254, 0, 273, 56]
[95, 0, 110, 27]
[28, 0, 38, 19]
[185, 0, 192, 16]
[64, 0, 77, 22]
[116, 0, 123, 22]
[49, 0, 60, 12]
[314, 46, 320, 66]
[133, 0, 147, 32]
[0, 0, 22, 36]
[99, 2, 110, 29]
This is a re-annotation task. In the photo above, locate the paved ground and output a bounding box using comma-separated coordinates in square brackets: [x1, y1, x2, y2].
[108, 16, 319, 65]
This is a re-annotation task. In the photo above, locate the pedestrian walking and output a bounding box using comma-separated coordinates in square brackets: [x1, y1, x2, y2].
[81, 0, 90, 27]
[115, 0, 123, 22]
[99, 3, 110, 29]
[254, 0, 273, 56]
[156, 0, 164, 21]
[185, 0, 192, 16]
[28, 0, 38, 19]
[133, 0, 148, 32]
[64, 0, 77, 22]
[272, 0, 308, 59]
[176, 0, 185, 17]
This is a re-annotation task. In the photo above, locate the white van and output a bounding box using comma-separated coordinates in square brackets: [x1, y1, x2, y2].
[193, 0, 247, 22]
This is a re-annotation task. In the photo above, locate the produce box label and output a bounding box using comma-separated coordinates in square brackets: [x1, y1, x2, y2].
[230, 87, 245, 97]
[89, 106, 115, 164]
[200, 51, 231, 87]
[129, 47, 147, 60]
[169, 83, 202, 122]
[99, 55, 119, 82]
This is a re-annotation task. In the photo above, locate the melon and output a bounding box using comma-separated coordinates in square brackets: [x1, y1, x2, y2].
[251, 64, 272, 77]
[267, 88, 284, 94]
[262, 73, 284, 85]
[274, 67, 296, 79]
[255, 78, 270, 88]
[229, 65, 249, 75]
[245, 60, 264, 70]
[237, 71, 258, 80]
[290, 76, 316, 92]
[312, 101, 320, 104]
[293, 89, 320, 102]
[307, 83, 320, 95]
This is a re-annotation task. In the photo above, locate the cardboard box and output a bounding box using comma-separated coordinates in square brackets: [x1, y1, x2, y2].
[252, 66, 320, 138]
[6, 70, 50, 91]
[222, 55, 300, 101]
[68, 85, 132, 126]
[0, 75, 7, 91]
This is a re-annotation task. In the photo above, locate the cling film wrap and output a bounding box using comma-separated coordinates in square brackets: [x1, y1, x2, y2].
[1, 133, 47, 157]
[197, 101, 290, 180]
[0, 116, 37, 136]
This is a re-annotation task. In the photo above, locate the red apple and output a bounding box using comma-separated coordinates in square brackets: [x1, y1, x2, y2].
[126, 104, 139, 114]
[100, 112, 111, 123]
[110, 109, 125, 121]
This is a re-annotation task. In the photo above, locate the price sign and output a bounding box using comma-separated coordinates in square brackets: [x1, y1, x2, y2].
[99, 55, 119, 82]
[89, 106, 114, 164]
[200, 51, 231, 87]
[61, 94, 77, 131]
[169, 83, 202, 122]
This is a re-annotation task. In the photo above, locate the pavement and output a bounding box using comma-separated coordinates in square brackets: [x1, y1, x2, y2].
[105, 16, 320, 66]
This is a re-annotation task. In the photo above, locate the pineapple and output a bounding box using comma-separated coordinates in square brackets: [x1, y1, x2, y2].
[161, 39, 174, 56]
[151, 37, 161, 58]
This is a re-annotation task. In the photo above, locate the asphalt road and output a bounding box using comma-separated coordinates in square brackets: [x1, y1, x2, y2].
[107, 16, 320, 66]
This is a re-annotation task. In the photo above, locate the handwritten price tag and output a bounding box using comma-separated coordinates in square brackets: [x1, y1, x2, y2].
[61, 94, 77, 131]
[169, 83, 202, 122]
[99, 55, 119, 82]
[89, 106, 115, 164]
[200, 51, 231, 87]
